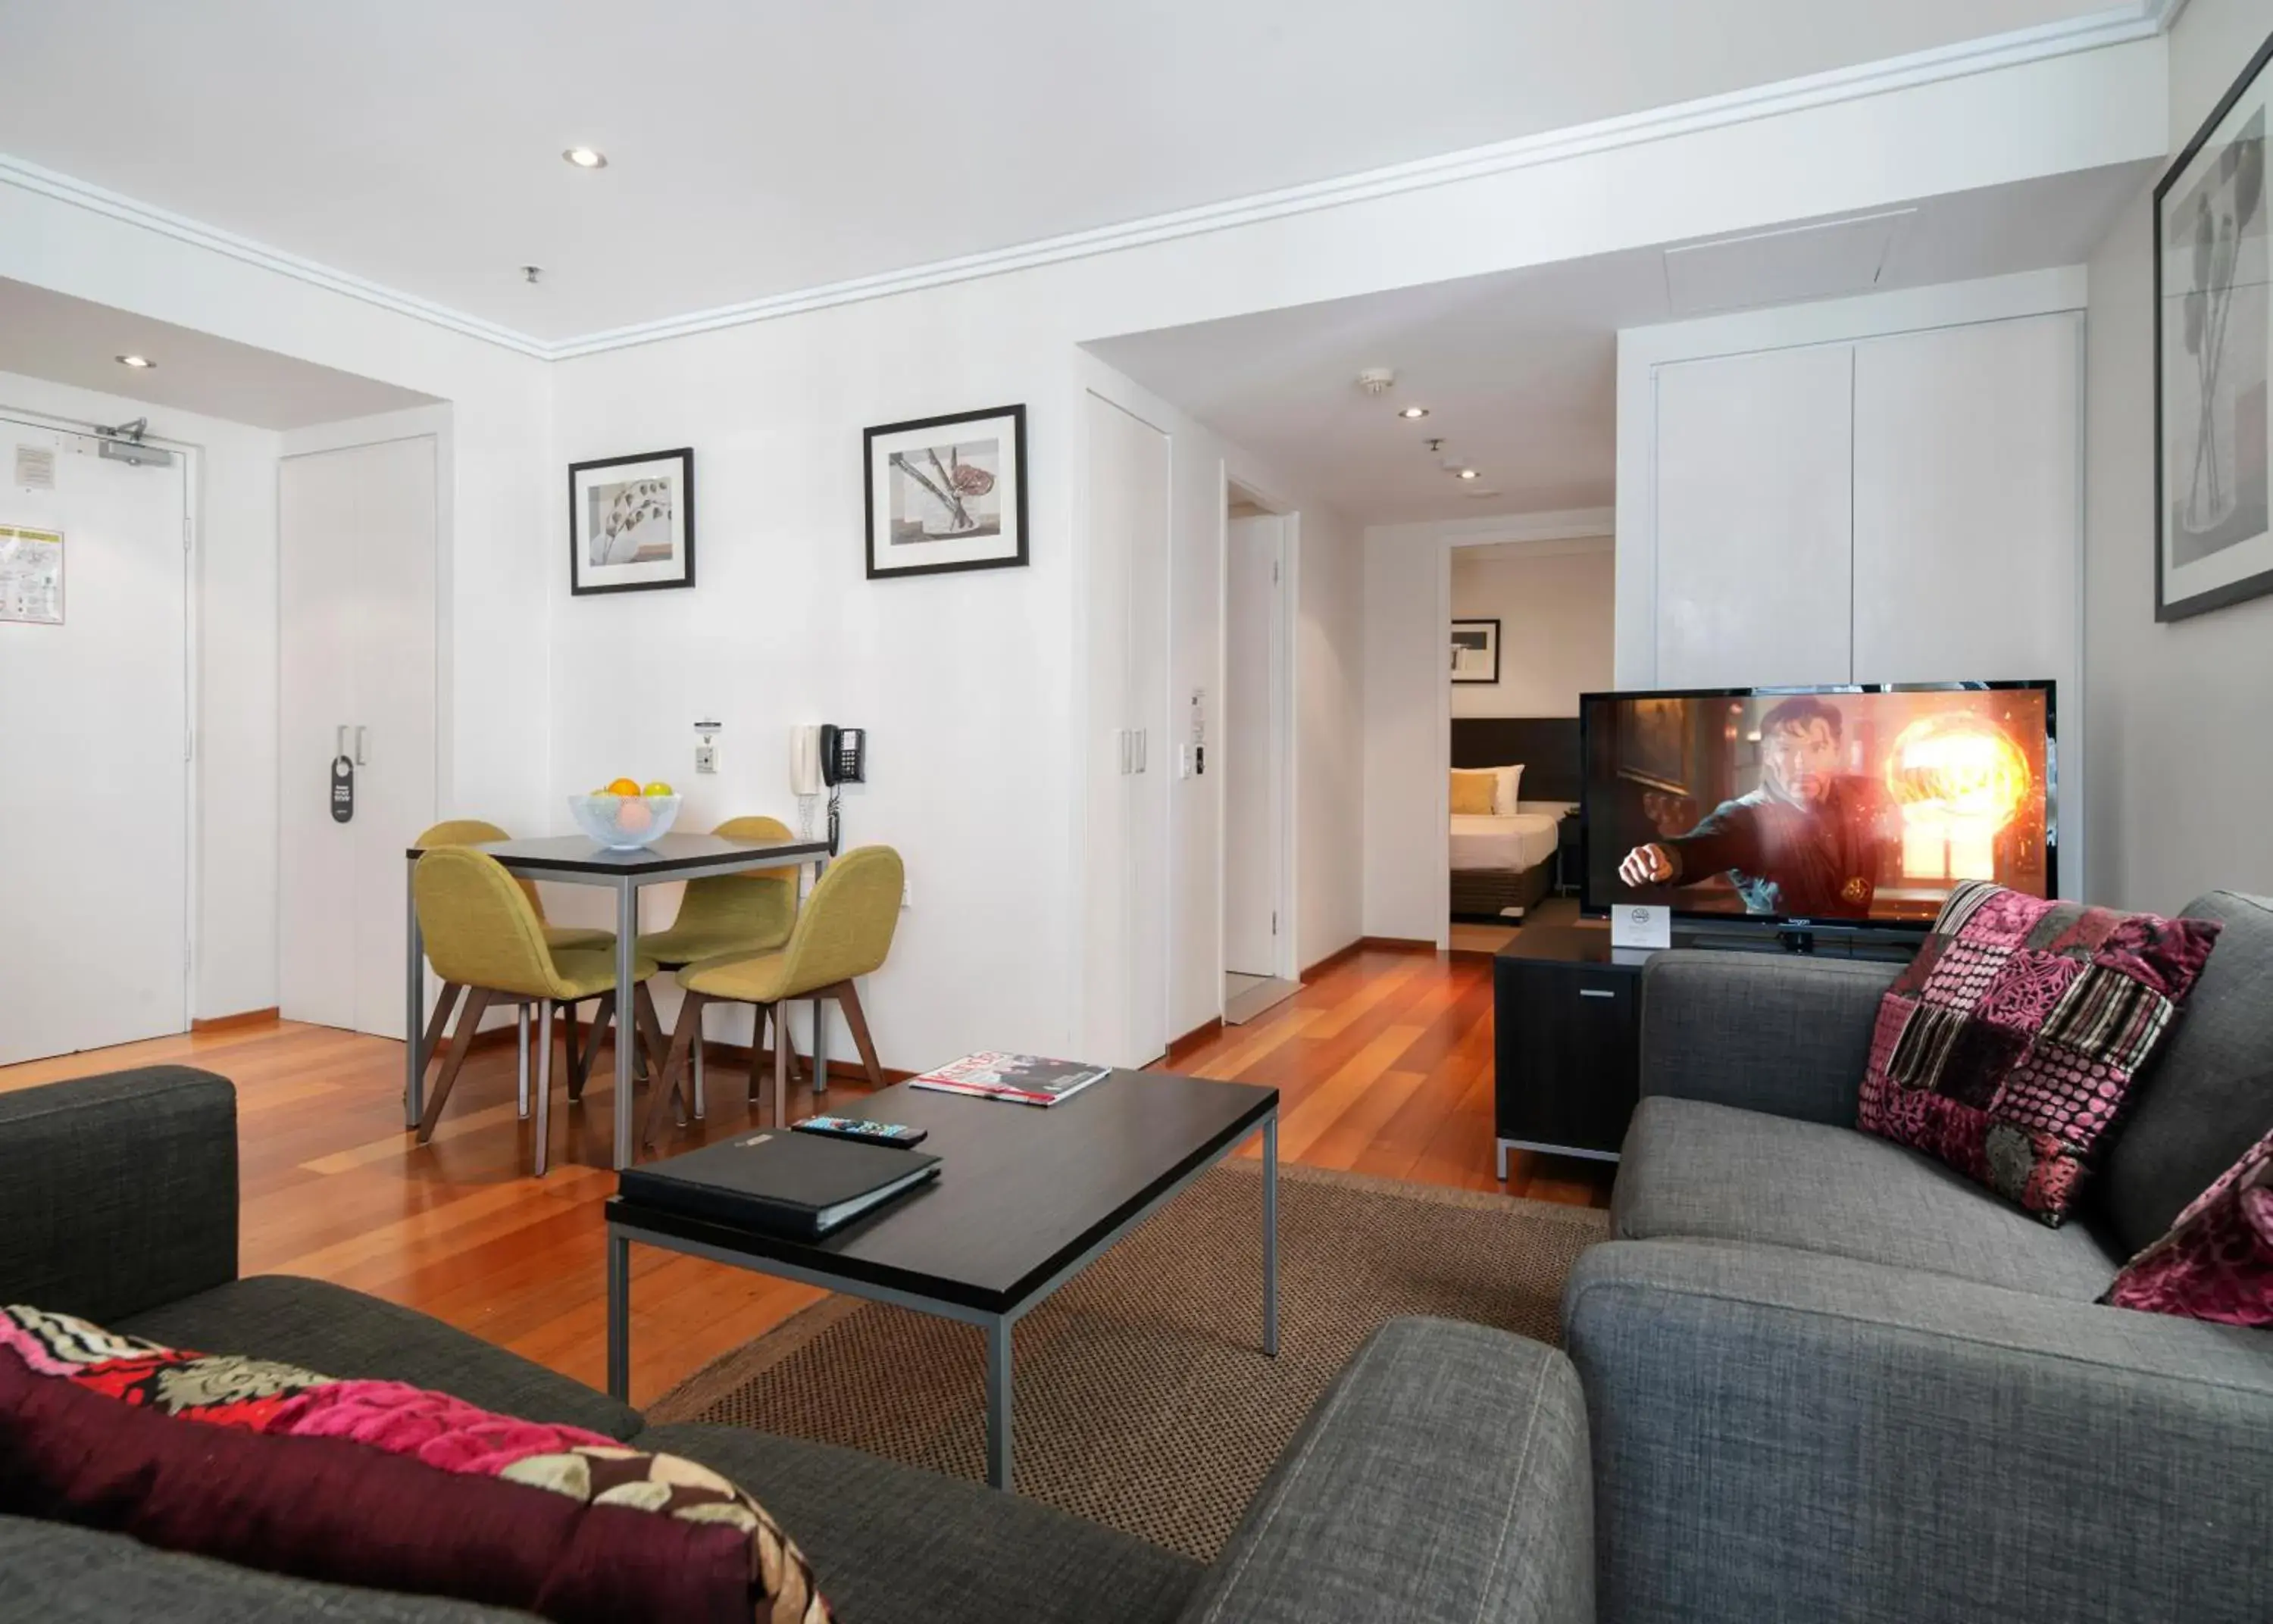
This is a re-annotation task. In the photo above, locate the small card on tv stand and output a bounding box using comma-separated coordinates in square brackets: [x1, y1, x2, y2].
[1610, 903, 1671, 951]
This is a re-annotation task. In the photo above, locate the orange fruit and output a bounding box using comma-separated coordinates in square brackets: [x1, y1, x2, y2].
[606, 776, 641, 796]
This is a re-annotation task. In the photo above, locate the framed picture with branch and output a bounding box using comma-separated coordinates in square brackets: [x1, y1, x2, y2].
[864, 404, 1027, 579]
[569, 447, 694, 595]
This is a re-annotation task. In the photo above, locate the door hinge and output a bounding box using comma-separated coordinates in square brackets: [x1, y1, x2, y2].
[1271, 559, 1280, 584]
[184, 728, 193, 763]
[183, 517, 192, 551]
[1271, 910, 1278, 935]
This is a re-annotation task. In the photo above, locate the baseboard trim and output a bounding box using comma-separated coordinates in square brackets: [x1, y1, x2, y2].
[1300, 941, 1362, 982]
[1164, 1017, 1224, 1067]
[189, 1007, 279, 1033]
[1362, 935, 1442, 954]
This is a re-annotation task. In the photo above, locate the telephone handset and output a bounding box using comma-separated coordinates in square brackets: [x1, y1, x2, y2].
[818, 725, 865, 787]
[791, 723, 865, 855]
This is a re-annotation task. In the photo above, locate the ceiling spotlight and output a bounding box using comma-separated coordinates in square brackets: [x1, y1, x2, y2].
[1457, 468, 1480, 480]
[115, 354, 155, 369]
[1398, 405, 1430, 419]
[562, 147, 608, 169]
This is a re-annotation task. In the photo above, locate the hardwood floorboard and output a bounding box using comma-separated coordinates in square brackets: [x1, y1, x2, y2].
[1, 945, 1610, 1406]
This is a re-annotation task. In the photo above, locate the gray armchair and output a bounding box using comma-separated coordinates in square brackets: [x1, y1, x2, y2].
[1563, 893, 2273, 1624]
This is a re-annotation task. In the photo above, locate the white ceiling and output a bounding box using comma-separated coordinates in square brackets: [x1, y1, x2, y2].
[1087, 164, 2151, 526]
[0, 280, 436, 429]
[0, 0, 2132, 342]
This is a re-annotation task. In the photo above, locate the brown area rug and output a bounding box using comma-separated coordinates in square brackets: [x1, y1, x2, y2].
[649, 1160, 1607, 1560]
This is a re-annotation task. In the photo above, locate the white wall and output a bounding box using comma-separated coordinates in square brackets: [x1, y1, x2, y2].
[1293, 498, 1364, 974]
[2081, 0, 2273, 910]
[1449, 541, 1614, 717]
[0, 369, 280, 1020]
[1363, 510, 1612, 945]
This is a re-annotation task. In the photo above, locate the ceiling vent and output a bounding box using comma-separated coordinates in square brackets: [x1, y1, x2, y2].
[1662, 209, 1915, 318]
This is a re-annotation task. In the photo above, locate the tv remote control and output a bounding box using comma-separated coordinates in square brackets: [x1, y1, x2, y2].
[793, 1115, 928, 1148]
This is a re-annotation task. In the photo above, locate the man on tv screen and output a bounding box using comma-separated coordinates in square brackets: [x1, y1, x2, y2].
[1617, 695, 1898, 919]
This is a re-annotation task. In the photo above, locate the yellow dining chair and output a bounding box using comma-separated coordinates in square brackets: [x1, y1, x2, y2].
[644, 845, 904, 1145]
[635, 814, 805, 1118]
[412, 847, 668, 1176]
[414, 819, 615, 1115]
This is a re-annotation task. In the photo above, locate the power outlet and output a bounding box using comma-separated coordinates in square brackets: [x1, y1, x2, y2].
[901, 879, 911, 910]
[694, 743, 718, 774]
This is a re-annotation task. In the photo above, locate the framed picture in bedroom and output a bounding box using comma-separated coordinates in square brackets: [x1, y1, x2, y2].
[1449, 618, 1500, 683]
[864, 404, 1027, 579]
[2155, 27, 2273, 621]
[569, 448, 694, 595]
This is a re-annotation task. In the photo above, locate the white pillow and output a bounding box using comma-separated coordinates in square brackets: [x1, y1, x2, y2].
[1487, 764, 1524, 816]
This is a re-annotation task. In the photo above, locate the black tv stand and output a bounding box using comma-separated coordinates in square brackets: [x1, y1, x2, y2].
[1663, 923, 1918, 963]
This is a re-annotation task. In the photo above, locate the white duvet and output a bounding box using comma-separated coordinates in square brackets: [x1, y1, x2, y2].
[1449, 810, 1561, 872]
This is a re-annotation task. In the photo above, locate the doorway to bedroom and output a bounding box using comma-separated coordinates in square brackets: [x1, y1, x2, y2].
[1446, 534, 1613, 953]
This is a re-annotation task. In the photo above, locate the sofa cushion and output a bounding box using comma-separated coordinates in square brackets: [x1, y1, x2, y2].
[1853, 882, 2221, 1224]
[2105, 1123, 2273, 1326]
[0, 1515, 523, 1622]
[636, 1423, 1201, 1624]
[118, 1275, 641, 1441]
[2100, 892, 2273, 1255]
[1615, 1096, 2123, 1299]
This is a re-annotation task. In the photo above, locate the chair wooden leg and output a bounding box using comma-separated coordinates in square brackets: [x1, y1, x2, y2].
[417, 983, 464, 1082]
[632, 983, 671, 1076]
[533, 1001, 555, 1177]
[835, 980, 886, 1088]
[642, 992, 708, 1149]
[416, 988, 494, 1143]
[571, 992, 615, 1101]
[558, 1000, 584, 1089]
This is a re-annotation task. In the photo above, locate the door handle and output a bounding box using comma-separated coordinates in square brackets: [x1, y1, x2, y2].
[336, 724, 347, 759]
[355, 726, 368, 766]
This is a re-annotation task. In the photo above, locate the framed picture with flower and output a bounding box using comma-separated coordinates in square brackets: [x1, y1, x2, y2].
[2155, 29, 2273, 621]
[864, 404, 1027, 579]
[569, 448, 694, 595]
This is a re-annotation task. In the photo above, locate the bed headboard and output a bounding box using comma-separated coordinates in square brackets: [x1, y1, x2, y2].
[1450, 717, 1582, 802]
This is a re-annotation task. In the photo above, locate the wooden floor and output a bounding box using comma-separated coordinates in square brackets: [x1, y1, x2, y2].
[0, 946, 1609, 1407]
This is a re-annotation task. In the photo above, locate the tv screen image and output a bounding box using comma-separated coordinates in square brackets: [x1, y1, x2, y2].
[1580, 684, 2054, 927]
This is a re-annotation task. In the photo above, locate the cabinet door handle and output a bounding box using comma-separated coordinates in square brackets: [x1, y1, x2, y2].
[1578, 988, 1617, 999]
[355, 726, 368, 766]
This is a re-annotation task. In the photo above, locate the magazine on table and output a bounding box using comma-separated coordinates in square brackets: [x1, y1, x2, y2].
[908, 1051, 1114, 1107]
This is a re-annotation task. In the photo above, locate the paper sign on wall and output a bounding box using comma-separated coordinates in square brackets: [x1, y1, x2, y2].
[13, 445, 55, 491]
[1609, 902, 1671, 951]
[0, 524, 64, 625]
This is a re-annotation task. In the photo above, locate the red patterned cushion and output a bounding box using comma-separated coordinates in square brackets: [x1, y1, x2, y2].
[1856, 881, 2221, 1225]
[0, 1307, 830, 1623]
[2103, 1124, 2273, 1325]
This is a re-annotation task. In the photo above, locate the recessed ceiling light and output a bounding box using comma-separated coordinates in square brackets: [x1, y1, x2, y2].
[562, 146, 608, 169]
[115, 354, 155, 369]
[1457, 467, 1480, 480]
[1398, 405, 1430, 420]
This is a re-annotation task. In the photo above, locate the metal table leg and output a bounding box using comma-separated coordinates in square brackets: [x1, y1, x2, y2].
[985, 1316, 1013, 1491]
[812, 996, 830, 1096]
[613, 879, 638, 1170]
[1262, 1113, 1280, 1357]
[405, 855, 424, 1129]
[605, 1229, 630, 1400]
[516, 1005, 531, 1120]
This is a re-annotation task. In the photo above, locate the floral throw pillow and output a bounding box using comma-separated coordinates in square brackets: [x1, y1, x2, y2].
[1856, 880, 2222, 1225]
[2103, 1123, 2273, 1325]
[0, 1305, 830, 1623]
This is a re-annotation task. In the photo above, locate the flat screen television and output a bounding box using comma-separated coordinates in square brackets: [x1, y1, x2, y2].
[1579, 682, 2056, 930]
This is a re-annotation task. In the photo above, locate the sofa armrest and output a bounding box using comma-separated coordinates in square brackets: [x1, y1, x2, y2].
[1564, 1239, 2273, 1624]
[1638, 951, 1901, 1126]
[1179, 1318, 1591, 1624]
[0, 1068, 238, 1322]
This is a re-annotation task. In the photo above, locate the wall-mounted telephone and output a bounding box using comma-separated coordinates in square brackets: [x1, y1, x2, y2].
[818, 724, 866, 786]
[790, 723, 865, 854]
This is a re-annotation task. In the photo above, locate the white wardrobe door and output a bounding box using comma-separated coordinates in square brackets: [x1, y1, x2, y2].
[348, 437, 437, 1039]
[1224, 515, 1282, 978]
[1654, 345, 1855, 689]
[1852, 316, 2081, 687]
[0, 423, 187, 1063]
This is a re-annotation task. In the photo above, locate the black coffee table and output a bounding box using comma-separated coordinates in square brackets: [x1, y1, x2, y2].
[604, 1069, 1280, 1491]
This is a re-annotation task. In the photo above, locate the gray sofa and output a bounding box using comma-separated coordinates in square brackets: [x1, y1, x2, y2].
[1565, 889, 2273, 1624]
[0, 1067, 1593, 1624]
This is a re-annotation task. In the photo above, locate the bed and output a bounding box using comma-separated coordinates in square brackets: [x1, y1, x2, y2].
[1449, 717, 1580, 920]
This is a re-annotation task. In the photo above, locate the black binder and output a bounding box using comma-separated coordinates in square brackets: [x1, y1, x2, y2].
[617, 1129, 940, 1240]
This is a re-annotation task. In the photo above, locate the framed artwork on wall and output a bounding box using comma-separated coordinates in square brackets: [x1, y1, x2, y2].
[1449, 617, 1500, 683]
[2155, 28, 2273, 621]
[864, 404, 1027, 579]
[570, 448, 694, 595]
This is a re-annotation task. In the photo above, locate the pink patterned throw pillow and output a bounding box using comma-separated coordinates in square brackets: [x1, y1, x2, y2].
[1856, 880, 2221, 1225]
[2103, 1123, 2273, 1325]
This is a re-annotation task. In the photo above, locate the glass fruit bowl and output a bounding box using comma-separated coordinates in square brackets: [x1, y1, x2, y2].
[567, 792, 681, 851]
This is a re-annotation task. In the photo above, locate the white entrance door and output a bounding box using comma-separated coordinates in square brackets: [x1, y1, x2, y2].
[278, 436, 437, 1038]
[1224, 514, 1287, 978]
[0, 416, 189, 1063]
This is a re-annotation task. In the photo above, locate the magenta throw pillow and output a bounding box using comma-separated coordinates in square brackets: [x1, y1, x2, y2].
[2103, 1123, 2273, 1325]
[1856, 880, 2221, 1225]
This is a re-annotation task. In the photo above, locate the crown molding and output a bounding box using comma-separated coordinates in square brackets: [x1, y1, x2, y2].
[2, 3, 2177, 365]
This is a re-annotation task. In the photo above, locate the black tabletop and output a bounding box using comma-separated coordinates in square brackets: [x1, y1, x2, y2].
[607, 1070, 1279, 1313]
[404, 832, 833, 877]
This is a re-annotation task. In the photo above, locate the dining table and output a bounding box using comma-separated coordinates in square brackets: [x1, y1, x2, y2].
[403, 831, 836, 1169]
